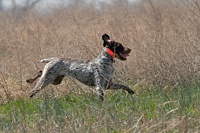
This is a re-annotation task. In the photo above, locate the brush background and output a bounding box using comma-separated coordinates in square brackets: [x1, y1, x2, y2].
[0, 0, 200, 100]
[0, 1, 200, 132]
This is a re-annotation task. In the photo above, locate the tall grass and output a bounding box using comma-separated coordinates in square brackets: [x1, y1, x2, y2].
[0, 0, 200, 132]
[0, 85, 199, 132]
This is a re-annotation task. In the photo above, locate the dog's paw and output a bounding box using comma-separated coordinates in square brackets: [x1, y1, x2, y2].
[29, 92, 35, 98]
[127, 89, 134, 95]
[29, 94, 33, 98]
[26, 79, 34, 83]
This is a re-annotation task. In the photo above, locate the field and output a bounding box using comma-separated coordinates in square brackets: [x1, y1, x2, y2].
[0, 0, 200, 132]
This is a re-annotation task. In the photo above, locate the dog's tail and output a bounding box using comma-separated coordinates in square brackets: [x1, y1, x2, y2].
[40, 58, 51, 63]
[40, 57, 60, 63]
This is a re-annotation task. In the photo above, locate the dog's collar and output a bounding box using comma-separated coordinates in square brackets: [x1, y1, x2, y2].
[105, 48, 116, 59]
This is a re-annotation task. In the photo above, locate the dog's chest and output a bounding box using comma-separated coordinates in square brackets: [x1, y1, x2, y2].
[97, 63, 114, 77]
[92, 57, 115, 79]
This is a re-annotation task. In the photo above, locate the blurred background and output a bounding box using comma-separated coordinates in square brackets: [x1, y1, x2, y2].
[0, 0, 200, 100]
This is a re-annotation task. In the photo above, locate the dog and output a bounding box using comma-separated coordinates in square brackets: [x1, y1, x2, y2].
[26, 34, 134, 101]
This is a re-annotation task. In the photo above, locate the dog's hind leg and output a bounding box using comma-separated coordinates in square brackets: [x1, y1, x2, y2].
[26, 70, 42, 83]
[29, 72, 55, 98]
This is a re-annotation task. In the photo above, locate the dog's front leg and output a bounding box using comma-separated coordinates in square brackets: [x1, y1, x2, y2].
[94, 70, 104, 101]
[96, 86, 104, 101]
[109, 83, 134, 94]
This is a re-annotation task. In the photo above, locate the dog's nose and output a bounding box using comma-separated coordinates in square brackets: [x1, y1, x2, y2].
[125, 47, 131, 53]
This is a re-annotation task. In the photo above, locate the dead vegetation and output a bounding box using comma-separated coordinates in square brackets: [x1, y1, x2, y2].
[0, 0, 200, 99]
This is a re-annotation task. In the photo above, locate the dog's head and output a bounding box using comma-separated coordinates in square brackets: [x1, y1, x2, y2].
[102, 34, 131, 61]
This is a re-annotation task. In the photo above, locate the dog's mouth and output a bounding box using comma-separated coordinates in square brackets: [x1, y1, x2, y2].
[117, 48, 131, 60]
[119, 53, 129, 60]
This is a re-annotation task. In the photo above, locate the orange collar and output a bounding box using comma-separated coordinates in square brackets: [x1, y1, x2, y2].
[105, 48, 116, 58]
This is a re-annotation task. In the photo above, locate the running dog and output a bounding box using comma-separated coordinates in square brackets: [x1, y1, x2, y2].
[27, 34, 134, 101]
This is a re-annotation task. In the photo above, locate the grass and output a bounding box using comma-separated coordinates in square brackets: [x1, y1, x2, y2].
[0, 0, 200, 132]
[0, 84, 199, 132]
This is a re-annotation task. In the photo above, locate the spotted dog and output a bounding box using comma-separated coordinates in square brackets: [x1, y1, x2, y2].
[27, 34, 134, 101]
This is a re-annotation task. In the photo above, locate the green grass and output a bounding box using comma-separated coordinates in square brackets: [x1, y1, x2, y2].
[0, 84, 200, 133]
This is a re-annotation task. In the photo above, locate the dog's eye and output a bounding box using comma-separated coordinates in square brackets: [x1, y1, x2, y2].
[110, 42, 116, 47]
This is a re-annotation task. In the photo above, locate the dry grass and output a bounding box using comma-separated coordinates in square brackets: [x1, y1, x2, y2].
[0, 0, 200, 132]
[0, 0, 200, 100]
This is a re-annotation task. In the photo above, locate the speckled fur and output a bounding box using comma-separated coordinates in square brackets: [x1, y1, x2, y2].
[28, 34, 134, 100]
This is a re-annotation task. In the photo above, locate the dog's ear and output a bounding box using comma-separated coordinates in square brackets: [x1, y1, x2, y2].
[102, 34, 111, 47]
[102, 34, 110, 41]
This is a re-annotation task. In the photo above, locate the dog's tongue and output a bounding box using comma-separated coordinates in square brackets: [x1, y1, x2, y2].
[120, 53, 129, 59]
